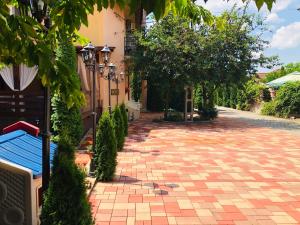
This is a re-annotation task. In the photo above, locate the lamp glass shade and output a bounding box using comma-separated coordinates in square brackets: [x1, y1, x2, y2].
[83, 42, 95, 62]
[108, 63, 116, 74]
[101, 45, 111, 64]
[37, 0, 44, 10]
[80, 49, 89, 63]
[120, 72, 125, 80]
[98, 64, 105, 75]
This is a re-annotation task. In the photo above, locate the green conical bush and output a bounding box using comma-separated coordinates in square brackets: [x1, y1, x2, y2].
[112, 106, 125, 150]
[95, 111, 117, 181]
[51, 93, 83, 146]
[120, 103, 128, 136]
[40, 137, 93, 225]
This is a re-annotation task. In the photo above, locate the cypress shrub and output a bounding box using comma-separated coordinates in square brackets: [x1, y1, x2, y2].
[225, 86, 231, 107]
[193, 85, 203, 110]
[113, 106, 125, 151]
[236, 89, 243, 110]
[120, 103, 128, 136]
[95, 111, 117, 181]
[230, 86, 237, 109]
[51, 93, 83, 146]
[222, 87, 227, 106]
[216, 87, 223, 106]
[51, 34, 83, 146]
[40, 137, 93, 225]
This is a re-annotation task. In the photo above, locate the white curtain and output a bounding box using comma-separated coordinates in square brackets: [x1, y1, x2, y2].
[77, 56, 90, 91]
[0, 65, 15, 90]
[19, 63, 38, 91]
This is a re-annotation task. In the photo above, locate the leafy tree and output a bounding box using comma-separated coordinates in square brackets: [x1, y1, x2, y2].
[112, 106, 125, 150]
[131, 72, 142, 102]
[40, 137, 93, 225]
[51, 35, 83, 146]
[133, 14, 194, 118]
[95, 111, 117, 181]
[133, 6, 277, 118]
[120, 103, 128, 136]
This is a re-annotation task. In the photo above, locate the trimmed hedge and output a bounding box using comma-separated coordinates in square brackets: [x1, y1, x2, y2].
[113, 106, 125, 151]
[40, 137, 93, 225]
[95, 111, 117, 181]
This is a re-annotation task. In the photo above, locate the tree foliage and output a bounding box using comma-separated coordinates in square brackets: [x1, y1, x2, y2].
[0, 0, 275, 105]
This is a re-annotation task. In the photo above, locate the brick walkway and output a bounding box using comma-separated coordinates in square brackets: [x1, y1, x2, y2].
[89, 110, 300, 225]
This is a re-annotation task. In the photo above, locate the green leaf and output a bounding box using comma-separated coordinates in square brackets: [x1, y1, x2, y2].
[19, 20, 37, 38]
[102, 0, 109, 8]
[255, 0, 265, 10]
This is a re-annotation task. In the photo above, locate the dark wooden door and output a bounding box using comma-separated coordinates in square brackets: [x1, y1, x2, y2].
[0, 76, 44, 132]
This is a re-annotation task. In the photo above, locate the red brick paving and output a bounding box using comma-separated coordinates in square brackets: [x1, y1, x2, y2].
[89, 112, 300, 225]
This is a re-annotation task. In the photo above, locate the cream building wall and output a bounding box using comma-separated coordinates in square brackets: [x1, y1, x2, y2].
[79, 6, 128, 113]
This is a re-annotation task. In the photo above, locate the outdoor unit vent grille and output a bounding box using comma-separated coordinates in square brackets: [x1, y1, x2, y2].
[0, 161, 33, 225]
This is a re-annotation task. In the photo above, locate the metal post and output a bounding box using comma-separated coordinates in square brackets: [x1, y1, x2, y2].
[191, 86, 194, 122]
[116, 79, 119, 105]
[42, 85, 51, 192]
[90, 63, 97, 175]
[108, 73, 112, 115]
[184, 87, 188, 122]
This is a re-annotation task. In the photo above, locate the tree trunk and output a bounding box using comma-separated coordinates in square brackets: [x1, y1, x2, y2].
[164, 88, 170, 119]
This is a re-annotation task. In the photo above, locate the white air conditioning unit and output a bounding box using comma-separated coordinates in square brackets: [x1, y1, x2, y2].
[0, 159, 41, 225]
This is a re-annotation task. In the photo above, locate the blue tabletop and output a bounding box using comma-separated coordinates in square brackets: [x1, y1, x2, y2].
[0, 130, 57, 179]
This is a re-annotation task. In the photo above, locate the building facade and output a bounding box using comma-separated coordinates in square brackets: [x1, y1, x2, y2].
[78, 5, 145, 129]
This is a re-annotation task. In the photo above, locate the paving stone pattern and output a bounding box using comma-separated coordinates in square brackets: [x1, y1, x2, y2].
[89, 110, 300, 225]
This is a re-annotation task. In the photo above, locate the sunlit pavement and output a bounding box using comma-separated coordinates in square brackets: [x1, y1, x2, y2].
[89, 109, 300, 225]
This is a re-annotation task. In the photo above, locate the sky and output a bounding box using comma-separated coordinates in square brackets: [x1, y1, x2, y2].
[196, 0, 300, 72]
